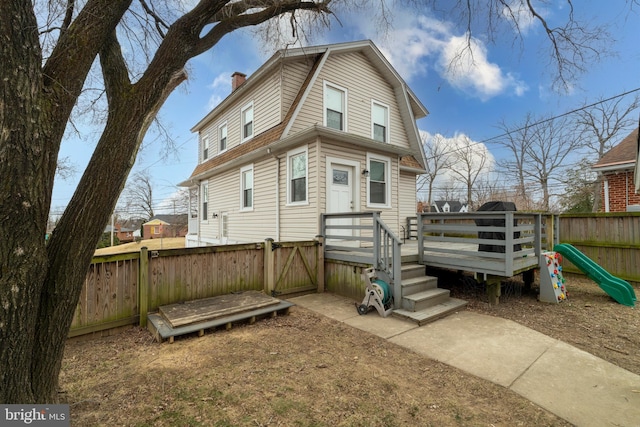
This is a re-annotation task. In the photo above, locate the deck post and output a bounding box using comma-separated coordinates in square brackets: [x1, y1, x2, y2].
[139, 246, 149, 327]
[417, 213, 424, 265]
[264, 238, 275, 295]
[486, 275, 502, 305]
[315, 235, 325, 292]
[535, 214, 542, 254]
[505, 212, 514, 276]
[546, 214, 554, 251]
[372, 212, 381, 269]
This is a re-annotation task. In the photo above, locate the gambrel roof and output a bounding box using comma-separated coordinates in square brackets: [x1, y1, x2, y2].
[182, 40, 428, 186]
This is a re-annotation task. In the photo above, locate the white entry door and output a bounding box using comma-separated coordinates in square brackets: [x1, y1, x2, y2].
[327, 162, 355, 241]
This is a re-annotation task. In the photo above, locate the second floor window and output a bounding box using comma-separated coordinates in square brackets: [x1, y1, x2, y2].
[372, 102, 388, 143]
[242, 103, 253, 141]
[324, 83, 346, 131]
[219, 123, 227, 153]
[202, 136, 209, 161]
[241, 165, 253, 209]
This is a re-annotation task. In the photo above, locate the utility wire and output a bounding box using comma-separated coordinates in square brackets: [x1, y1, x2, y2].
[422, 86, 640, 161]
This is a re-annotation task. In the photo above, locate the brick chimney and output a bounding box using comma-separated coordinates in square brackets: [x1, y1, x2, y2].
[231, 72, 247, 91]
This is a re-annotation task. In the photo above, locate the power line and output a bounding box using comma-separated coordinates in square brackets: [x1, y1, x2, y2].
[423, 86, 640, 161]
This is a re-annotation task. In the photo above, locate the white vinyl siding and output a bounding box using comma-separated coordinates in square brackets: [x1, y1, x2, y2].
[399, 171, 418, 236]
[198, 158, 278, 243]
[278, 143, 318, 241]
[197, 69, 281, 156]
[281, 59, 314, 119]
[287, 52, 411, 150]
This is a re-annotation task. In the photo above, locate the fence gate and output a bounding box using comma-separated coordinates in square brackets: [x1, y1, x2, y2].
[265, 240, 321, 296]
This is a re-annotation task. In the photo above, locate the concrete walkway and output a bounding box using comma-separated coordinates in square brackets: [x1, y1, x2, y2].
[289, 293, 640, 427]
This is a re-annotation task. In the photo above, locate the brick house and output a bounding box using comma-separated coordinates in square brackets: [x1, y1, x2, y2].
[143, 215, 188, 239]
[592, 128, 640, 212]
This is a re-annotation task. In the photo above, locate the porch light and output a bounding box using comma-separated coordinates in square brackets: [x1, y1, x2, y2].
[362, 169, 369, 177]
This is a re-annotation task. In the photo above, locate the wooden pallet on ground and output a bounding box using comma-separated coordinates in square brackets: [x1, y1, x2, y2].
[147, 291, 294, 343]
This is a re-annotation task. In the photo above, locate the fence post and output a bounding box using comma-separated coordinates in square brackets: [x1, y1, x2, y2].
[547, 214, 555, 251]
[264, 238, 275, 296]
[315, 235, 325, 292]
[139, 247, 149, 327]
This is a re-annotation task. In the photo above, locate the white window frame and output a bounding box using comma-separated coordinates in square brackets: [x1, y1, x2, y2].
[202, 136, 209, 162]
[240, 164, 254, 211]
[201, 181, 209, 221]
[366, 153, 391, 208]
[286, 147, 308, 205]
[371, 100, 389, 143]
[323, 81, 347, 131]
[241, 102, 254, 142]
[218, 122, 228, 154]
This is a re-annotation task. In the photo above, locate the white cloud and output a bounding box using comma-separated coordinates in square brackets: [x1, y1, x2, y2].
[351, 11, 529, 100]
[438, 34, 529, 101]
[501, 1, 538, 35]
[206, 72, 232, 110]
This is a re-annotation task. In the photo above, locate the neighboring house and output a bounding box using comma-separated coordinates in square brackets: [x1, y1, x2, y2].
[143, 215, 188, 239]
[180, 40, 429, 247]
[104, 223, 136, 243]
[430, 200, 469, 213]
[592, 128, 640, 212]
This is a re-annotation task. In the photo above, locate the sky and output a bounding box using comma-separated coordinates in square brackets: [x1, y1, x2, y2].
[50, 1, 640, 218]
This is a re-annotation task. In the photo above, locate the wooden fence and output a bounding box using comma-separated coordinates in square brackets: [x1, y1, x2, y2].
[558, 213, 640, 285]
[70, 239, 323, 338]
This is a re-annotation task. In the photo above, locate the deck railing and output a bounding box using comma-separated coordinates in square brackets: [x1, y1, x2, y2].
[320, 212, 402, 304]
[417, 211, 546, 278]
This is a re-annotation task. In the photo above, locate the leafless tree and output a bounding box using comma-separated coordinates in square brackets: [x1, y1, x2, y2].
[417, 133, 453, 211]
[495, 113, 536, 207]
[448, 135, 490, 210]
[574, 94, 640, 211]
[0, 0, 628, 403]
[123, 170, 156, 220]
[522, 115, 583, 211]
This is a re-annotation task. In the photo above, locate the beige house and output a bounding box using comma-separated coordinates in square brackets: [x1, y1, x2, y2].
[180, 40, 428, 247]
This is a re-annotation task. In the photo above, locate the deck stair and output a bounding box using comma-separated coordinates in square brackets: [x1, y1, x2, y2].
[393, 263, 467, 325]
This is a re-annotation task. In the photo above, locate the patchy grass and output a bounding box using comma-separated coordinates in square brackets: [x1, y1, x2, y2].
[61, 309, 569, 426]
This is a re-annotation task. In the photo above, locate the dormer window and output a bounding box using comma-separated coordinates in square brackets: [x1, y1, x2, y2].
[372, 101, 389, 143]
[241, 102, 253, 141]
[324, 82, 346, 131]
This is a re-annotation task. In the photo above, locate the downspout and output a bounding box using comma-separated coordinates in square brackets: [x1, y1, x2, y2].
[272, 152, 280, 241]
[604, 177, 610, 212]
[626, 171, 630, 209]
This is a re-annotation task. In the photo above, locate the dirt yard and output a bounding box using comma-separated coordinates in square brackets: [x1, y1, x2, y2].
[60, 272, 638, 426]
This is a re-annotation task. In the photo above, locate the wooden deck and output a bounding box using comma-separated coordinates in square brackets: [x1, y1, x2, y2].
[147, 291, 294, 343]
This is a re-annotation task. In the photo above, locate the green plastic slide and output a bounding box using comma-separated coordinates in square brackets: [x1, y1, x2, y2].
[553, 243, 636, 307]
